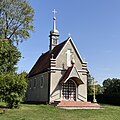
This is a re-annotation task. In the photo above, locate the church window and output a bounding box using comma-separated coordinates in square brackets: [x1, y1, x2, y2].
[40, 75, 44, 88]
[53, 38, 57, 45]
[66, 49, 72, 67]
[33, 78, 37, 88]
[29, 80, 32, 89]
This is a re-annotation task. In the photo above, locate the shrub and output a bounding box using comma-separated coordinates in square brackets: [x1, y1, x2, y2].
[0, 72, 27, 108]
[88, 93, 120, 105]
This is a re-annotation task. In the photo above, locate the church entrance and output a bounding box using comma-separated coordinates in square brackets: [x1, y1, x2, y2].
[62, 79, 76, 101]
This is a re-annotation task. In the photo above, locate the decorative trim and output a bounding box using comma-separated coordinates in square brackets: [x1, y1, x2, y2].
[51, 93, 60, 98]
[78, 94, 86, 100]
[50, 67, 66, 71]
[78, 70, 87, 72]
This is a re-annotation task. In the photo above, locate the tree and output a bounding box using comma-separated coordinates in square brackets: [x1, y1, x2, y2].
[87, 74, 94, 95]
[0, 72, 27, 108]
[87, 74, 103, 95]
[0, 0, 34, 108]
[0, 39, 21, 73]
[103, 78, 120, 94]
[0, 0, 34, 44]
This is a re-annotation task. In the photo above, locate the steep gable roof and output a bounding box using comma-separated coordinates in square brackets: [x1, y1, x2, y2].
[28, 40, 67, 77]
[66, 37, 87, 64]
[55, 37, 87, 64]
[28, 37, 87, 78]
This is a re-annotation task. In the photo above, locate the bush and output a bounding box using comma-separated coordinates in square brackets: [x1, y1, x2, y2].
[97, 93, 120, 105]
[88, 93, 120, 106]
[0, 72, 27, 108]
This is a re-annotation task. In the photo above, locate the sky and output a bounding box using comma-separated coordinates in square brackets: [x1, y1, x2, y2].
[18, 0, 120, 85]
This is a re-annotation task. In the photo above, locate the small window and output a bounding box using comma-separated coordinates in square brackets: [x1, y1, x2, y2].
[29, 80, 32, 89]
[33, 78, 37, 88]
[40, 75, 44, 88]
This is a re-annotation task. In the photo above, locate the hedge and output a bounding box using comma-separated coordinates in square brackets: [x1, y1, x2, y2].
[88, 93, 120, 106]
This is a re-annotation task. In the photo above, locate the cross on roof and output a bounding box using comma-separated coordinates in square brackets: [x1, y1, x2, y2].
[68, 33, 71, 37]
[52, 9, 57, 17]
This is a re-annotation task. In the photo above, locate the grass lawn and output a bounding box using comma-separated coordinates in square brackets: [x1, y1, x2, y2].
[0, 103, 120, 120]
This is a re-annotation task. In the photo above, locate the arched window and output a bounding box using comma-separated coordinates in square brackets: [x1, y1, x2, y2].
[40, 75, 44, 88]
[29, 80, 32, 89]
[33, 78, 37, 88]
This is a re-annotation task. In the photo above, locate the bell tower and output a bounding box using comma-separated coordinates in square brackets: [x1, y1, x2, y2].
[49, 9, 59, 50]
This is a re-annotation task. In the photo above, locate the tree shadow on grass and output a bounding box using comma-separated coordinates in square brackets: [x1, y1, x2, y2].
[0, 105, 8, 108]
[0, 104, 9, 114]
[0, 108, 7, 114]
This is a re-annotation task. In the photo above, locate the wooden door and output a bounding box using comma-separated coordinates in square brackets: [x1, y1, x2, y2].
[62, 79, 76, 101]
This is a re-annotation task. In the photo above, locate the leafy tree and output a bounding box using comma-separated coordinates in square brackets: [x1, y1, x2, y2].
[87, 74, 103, 95]
[0, 72, 27, 108]
[87, 74, 93, 95]
[0, 0, 34, 44]
[88, 84, 103, 95]
[0, 39, 21, 73]
[0, 0, 34, 108]
[95, 84, 104, 95]
[103, 78, 120, 94]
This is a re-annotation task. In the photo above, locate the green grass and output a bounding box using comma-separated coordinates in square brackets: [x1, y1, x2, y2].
[0, 103, 120, 120]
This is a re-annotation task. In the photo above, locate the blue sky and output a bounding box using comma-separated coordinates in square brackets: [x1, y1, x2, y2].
[18, 0, 120, 85]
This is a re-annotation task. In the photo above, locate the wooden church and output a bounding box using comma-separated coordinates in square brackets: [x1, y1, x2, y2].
[26, 10, 100, 108]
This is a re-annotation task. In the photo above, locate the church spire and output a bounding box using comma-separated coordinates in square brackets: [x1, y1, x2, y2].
[49, 9, 59, 50]
[52, 9, 58, 33]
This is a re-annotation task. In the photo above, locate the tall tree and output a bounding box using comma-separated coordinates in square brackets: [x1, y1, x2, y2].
[103, 78, 120, 94]
[0, 0, 34, 72]
[0, 0, 34, 108]
[0, 39, 21, 73]
[0, 0, 34, 44]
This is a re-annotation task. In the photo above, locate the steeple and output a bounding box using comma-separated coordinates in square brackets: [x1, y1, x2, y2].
[49, 9, 59, 50]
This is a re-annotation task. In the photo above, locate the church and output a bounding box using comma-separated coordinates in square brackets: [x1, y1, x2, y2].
[26, 10, 90, 107]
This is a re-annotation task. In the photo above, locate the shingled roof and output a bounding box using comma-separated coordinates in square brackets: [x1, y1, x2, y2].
[28, 40, 68, 77]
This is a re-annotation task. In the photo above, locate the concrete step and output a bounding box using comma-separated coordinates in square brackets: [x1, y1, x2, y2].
[57, 100, 100, 109]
